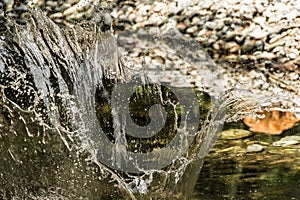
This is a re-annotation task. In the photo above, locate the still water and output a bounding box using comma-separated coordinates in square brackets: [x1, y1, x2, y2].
[194, 123, 300, 199]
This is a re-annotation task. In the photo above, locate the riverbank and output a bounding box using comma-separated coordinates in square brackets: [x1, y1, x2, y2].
[28, 0, 299, 111]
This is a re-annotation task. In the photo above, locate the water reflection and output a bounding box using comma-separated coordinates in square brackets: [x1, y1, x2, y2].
[194, 122, 300, 199]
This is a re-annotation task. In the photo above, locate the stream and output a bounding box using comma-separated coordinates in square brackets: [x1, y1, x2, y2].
[0, 5, 300, 200]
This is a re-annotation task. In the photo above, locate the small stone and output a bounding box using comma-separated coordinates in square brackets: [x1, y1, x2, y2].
[153, 48, 167, 58]
[285, 10, 298, 20]
[253, 16, 266, 27]
[288, 48, 299, 59]
[191, 16, 201, 25]
[46, 0, 58, 7]
[152, 56, 165, 65]
[225, 42, 238, 50]
[265, 39, 285, 51]
[128, 13, 136, 21]
[144, 56, 152, 64]
[295, 33, 300, 41]
[247, 144, 264, 153]
[224, 54, 238, 62]
[273, 140, 299, 147]
[168, 2, 180, 15]
[50, 12, 64, 18]
[273, 2, 288, 12]
[269, 34, 283, 44]
[240, 55, 249, 61]
[255, 51, 276, 60]
[137, 4, 152, 16]
[280, 136, 300, 142]
[272, 136, 300, 147]
[289, 53, 297, 59]
[212, 40, 224, 51]
[205, 21, 217, 29]
[177, 23, 186, 32]
[272, 46, 284, 55]
[250, 28, 269, 39]
[255, 3, 265, 13]
[129, 51, 140, 57]
[147, 13, 166, 25]
[200, 1, 213, 9]
[220, 129, 253, 140]
[225, 42, 240, 53]
[241, 37, 255, 53]
[136, 16, 145, 23]
[186, 26, 198, 34]
[289, 72, 299, 81]
[153, 2, 167, 12]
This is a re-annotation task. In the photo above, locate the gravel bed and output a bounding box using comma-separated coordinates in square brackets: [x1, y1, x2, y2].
[1, 0, 300, 115]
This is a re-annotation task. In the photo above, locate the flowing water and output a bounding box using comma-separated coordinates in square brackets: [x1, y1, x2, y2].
[0, 7, 224, 199]
[0, 5, 299, 200]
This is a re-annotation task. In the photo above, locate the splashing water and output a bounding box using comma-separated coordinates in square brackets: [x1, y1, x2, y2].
[1, 4, 299, 200]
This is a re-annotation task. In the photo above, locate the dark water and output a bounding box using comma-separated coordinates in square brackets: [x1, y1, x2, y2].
[193, 123, 300, 199]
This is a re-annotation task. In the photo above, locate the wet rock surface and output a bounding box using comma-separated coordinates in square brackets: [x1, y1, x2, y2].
[220, 129, 253, 140]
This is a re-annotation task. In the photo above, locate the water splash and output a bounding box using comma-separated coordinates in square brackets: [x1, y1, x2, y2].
[1, 4, 299, 200]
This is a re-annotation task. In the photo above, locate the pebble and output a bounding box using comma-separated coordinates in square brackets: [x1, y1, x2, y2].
[241, 38, 255, 53]
[191, 16, 201, 25]
[280, 136, 300, 142]
[225, 42, 238, 50]
[249, 28, 269, 39]
[273, 140, 299, 147]
[247, 144, 264, 153]
[186, 25, 198, 34]
[273, 136, 300, 147]
[153, 2, 167, 13]
[269, 34, 283, 44]
[266, 39, 285, 51]
[288, 48, 299, 59]
[152, 56, 165, 65]
[205, 21, 217, 29]
[289, 72, 299, 81]
[224, 54, 238, 62]
[255, 51, 276, 60]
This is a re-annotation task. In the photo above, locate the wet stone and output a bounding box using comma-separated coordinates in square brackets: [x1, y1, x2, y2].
[280, 136, 300, 142]
[220, 129, 253, 140]
[247, 144, 264, 153]
[273, 136, 300, 147]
